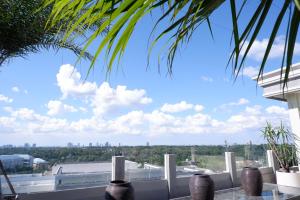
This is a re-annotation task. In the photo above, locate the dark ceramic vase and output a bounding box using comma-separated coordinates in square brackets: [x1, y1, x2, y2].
[105, 180, 134, 200]
[189, 174, 214, 200]
[241, 167, 262, 196]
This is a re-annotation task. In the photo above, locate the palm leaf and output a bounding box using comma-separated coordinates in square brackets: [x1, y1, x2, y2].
[43, 0, 300, 88]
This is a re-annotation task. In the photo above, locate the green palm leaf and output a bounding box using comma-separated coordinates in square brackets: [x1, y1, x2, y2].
[36, 0, 300, 87]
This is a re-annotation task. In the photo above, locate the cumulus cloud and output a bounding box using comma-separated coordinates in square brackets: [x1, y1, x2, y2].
[161, 101, 194, 113]
[0, 64, 291, 141]
[266, 105, 288, 115]
[200, 76, 213, 83]
[160, 102, 205, 113]
[217, 98, 249, 112]
[5, 107, 68, 133]
[57, 64, 97, 99]
[0, 102, 289, 138]
[47, 100, 78, 116]
[242, 66, 259, 78]
[12, 86, 20, 93]
[92, 82, 152, 116]
[241, 36, 300, 61]
[194, 105, 204, 112]
[56, 64, 152, 116]
[0, 94, 13, 103]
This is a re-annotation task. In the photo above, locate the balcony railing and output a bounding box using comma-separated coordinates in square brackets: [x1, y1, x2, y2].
[0, 150, 288, 200]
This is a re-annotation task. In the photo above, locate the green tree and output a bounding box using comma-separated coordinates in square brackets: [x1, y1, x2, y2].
[44, 0, 300, 85]
[0, 0, 107, 65]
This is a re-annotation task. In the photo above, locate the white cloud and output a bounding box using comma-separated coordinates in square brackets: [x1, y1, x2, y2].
[56, 65, 152, 116]
[241, 36, 300, 61]
[79, 107, 87, 113]
[10, 108, 38, 121]
[194, 105, 204, 112]
[160, 102, 204, 113]
[0, 102, 289, 138]
[200, 76, 213, 82]
[0, 64, 291, 141]
[242, 66, 259, 78]
[0, 94, 13, 103]
[12, 86, 20, 93]
[161, 101, 194, 113]
[266, 106, 288, 115]
[56, 64, 97, 99]
[92, 82, 152, 116]
[5, 107, 68, 133]
[47, 100, 78, 116]
[217, 98, 249, 112]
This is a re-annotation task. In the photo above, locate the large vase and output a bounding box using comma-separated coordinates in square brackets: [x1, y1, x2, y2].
[189, 174, 214, 200]
[241, 167, 262, 196]
[105, 180, 134, 200]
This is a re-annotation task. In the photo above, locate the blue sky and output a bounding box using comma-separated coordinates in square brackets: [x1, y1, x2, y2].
[0, 1, 299, 146]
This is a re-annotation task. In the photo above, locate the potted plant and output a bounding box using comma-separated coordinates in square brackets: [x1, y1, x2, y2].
[262, 122, 299, 187]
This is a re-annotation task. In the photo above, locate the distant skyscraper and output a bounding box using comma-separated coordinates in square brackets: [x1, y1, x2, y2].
[89, 142, 92, 147]
[67, 142, 73, 148]
[146, 142, 150, 146]
[105, 142, 110, 147]
[24, 143, 30, 148]
[32, 144, 36, 148]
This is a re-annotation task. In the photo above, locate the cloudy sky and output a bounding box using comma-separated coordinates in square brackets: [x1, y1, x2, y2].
[0, 2, 299, 146]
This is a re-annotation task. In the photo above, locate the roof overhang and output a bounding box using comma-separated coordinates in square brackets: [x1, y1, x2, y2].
[253, 62, 300, 102]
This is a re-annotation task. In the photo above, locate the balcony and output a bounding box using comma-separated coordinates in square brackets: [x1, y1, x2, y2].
[0, 150, 287, 200]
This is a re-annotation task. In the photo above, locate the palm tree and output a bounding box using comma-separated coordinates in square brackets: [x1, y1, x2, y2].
[0, 0, 107, 65]
[38, 1, 300, 84]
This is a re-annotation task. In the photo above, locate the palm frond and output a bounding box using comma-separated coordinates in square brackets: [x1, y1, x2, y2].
[43, 0, 300, 87]
[0, 0, 106, 65]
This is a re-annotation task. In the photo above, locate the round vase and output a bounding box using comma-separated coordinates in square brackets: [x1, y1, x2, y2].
[105, 180, 134, 200]
[189, 174, 214, 200]
[241, 167, 262, 196]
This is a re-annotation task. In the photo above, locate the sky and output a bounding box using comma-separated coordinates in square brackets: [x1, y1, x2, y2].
[0, 1, 299, 146]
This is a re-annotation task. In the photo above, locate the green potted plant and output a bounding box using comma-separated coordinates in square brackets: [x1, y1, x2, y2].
[261, 122, 299, 187]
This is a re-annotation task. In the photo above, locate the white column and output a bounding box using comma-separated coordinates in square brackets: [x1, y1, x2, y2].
[112, 156, 125, 181]
[286, 94, 300, 167]
[225, 152, 238, 187]
[164, 154, 176, 198]
[267, 150, 279, 172]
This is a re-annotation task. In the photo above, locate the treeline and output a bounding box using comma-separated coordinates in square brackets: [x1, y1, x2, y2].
[0, 144, 267, 166]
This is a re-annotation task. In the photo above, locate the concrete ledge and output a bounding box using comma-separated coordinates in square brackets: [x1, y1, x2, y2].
[132, 179, 169, 200]
[19, 186, 106, 200]
[19, 179, 169, 200]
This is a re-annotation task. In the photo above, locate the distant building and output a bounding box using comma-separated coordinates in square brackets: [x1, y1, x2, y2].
[13, 154, 33, 167]
[67, 142, 73, 148]
[24, 143, 30, 148]
[105, 142, 110, 147]
[0, 154, 34, 170]
[146, 142, 150, 146]
[89, 143, 92, 147]
[0, 155, 23, 169]
[33, 158, 49, 170]
[32, 144, 37, 148]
